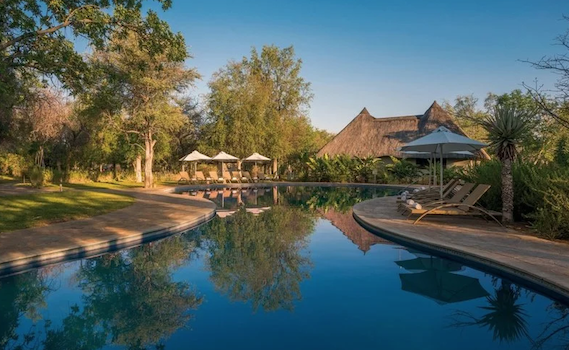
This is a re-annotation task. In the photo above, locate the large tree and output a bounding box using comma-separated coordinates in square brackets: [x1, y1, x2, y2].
[0, 0, 186, 147]
[86, 33, 198, 188]
[203, 45, 314, 161]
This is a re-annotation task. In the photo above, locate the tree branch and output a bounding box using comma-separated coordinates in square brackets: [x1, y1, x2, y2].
[0, 5, 99, 51]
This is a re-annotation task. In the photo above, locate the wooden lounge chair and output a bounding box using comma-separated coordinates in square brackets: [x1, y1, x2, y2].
[177, 171, 190, 184]
[231, 171, 244, 183]
[258, 173, 274, 181]
[194, 171, 208, 184]
[403, 184, 502, 225]
[398, 183, 475, 213]
[225, 171, 240, 183]
[241, 171, 254, 183]
[209, 171, 225, 183]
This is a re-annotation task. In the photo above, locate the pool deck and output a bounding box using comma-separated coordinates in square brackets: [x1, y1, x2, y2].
[0, 187, 216, 276]
[353, 196, 569, 301]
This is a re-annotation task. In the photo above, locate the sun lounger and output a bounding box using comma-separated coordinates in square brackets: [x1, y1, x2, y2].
[209, 171, 225, 183]
[225, 171, 240, 183]
[194, 171, 208, 183]
[403, 184, 502, 225]
[398, 179, 459, 201]
[241, 171, 254, 183]
[177, 171, 190, 184]
[398, 183, 475, 212]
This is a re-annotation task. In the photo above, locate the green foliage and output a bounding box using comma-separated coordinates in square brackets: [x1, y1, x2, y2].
[0, 153, 26, 177]
[305, 154, 386, 183]
[554, 136, 569, 166]
[27, 165, 45, 188]
[386, 156, 421, 183]
[460, 160, 569, 239]
[480, 104, 533, 161]
[202, 45, 316, 161]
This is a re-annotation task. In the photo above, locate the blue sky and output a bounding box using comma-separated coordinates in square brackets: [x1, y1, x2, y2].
[152, 0, 567, 132]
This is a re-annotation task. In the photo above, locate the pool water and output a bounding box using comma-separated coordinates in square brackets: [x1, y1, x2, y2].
[1, 186, 568, 350]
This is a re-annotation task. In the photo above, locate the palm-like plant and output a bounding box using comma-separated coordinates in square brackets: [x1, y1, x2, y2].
[479, 105, 532, 223]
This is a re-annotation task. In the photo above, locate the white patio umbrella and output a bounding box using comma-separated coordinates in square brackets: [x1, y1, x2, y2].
[400, 126, 486, 198]
[243, 152, 271, 170]
[212, 151, 239, 173]
[179, 150, 211, 175]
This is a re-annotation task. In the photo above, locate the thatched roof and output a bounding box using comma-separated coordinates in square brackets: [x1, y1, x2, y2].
[317, 101, 486, 159]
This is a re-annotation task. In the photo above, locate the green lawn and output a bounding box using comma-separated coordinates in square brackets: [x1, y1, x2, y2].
[0, 175, 18, 185]
[65, 181, 144, 190]
[0, 190, 134, 232]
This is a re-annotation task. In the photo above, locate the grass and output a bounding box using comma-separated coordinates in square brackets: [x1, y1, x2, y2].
[65, 181, 144, 190]
[0, 190, 134, 232]
[0, 175, 18, 185]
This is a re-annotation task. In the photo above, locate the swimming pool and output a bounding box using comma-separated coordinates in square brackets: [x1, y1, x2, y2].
[1, 186, 567, 349]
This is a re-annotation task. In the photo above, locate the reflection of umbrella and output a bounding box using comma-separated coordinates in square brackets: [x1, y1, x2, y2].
[179, 150, 211, 175]
[400, 126, 487, 198]
[400, 270, 489, 304]
[212, 151, 239, 173]
[396, 257, 463, 272]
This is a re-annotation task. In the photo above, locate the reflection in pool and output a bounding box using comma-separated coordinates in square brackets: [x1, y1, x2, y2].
[1, 186, 568, 349]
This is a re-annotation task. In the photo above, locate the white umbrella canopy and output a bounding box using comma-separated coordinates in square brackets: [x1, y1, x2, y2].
[244, 152, 271, 162]
[400, 127, 487, 198]
[400, 126, 486, 153]
[179, 150, 211, 162]
[212, 151, 239, 161]
[212, 151, 239, 173]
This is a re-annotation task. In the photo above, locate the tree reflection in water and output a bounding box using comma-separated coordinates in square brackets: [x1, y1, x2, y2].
[452, 280, 530, 344]
[0, 235, 203, 350]
[203, 206, 315, 312]
[0, 270, 54, 350]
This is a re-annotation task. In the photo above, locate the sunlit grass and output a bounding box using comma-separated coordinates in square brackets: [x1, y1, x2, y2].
[65, 181, 144, 190]
[0, 191, 134, 232]
[0, 175, 18, 185]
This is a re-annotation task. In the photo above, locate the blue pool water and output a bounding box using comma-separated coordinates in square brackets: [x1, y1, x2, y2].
[1, 186, 568, 349]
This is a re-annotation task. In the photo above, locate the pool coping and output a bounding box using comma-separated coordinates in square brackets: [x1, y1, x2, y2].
[352, 197, 569, 304]
[0, 187, 217, 277]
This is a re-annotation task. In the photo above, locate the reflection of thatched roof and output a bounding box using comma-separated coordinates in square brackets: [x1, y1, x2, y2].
[317, 101, 487, 159]
[321, 209, 393, 253]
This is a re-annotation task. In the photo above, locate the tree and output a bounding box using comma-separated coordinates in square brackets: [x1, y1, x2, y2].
[203, 45, 314, 161]
[523, 16, 569, 129]
[87, 33, 198, 188]
[442, 95, 488, 141]
[0, 0, 186, 146]
[479, 105, 533, 223]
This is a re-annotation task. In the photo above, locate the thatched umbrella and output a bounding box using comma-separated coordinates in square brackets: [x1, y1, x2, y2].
[400, 127, 486, 198]
[179, 150, 211, 175]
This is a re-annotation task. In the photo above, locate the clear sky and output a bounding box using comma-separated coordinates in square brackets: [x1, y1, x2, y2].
[151, 0, 567, 133]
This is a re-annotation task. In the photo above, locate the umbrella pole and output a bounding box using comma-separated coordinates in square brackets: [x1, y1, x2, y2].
[440, 145, 444, 199]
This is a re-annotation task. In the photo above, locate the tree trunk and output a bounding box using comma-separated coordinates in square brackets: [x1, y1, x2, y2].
[134, 154, 142, 183]
[144, 132, 156, 189]
[501, 157, 514, 224]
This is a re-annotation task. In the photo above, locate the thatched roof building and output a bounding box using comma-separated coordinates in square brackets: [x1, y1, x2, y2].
[317, 101, 487, 161]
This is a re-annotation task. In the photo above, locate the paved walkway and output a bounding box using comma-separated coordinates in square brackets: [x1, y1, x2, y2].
[0, 187, 216, 275]
[353, 196, 569, 301]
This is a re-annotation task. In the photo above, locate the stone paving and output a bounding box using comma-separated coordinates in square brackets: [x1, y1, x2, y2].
[0, 187, 215, 275]
[353, 196, 569, 300]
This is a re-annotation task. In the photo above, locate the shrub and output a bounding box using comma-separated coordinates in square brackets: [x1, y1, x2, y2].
[0, 153, 27, 177]
[386, 157, 421, 183]
[460, 160, 569, 239]
[27, 166, 45, 188]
